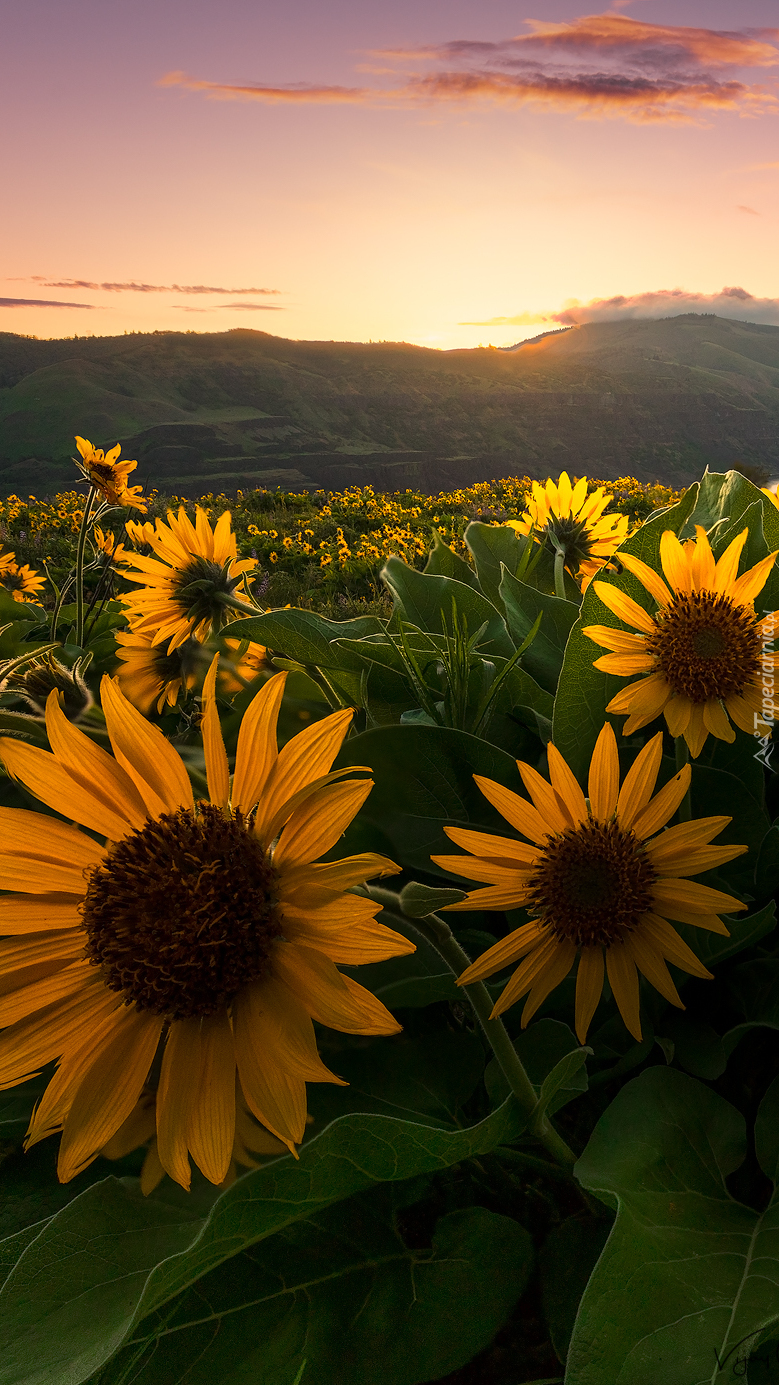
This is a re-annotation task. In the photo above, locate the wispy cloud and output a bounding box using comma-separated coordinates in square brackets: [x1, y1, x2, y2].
[462, 286, 779, 327]
[737, 204, 761, 214]
[25, 277, 281, 295]
[173, 302, 284, 312]
[161, 13, 779, 124]
[0, 297, 98, 309]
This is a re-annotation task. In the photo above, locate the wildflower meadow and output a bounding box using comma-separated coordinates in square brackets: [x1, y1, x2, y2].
[0, 438, 778, 1385]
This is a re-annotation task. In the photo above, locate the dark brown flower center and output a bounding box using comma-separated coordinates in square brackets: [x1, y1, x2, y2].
[645, 590, 760, 703]
[525, 820, 656, 948]
[82, 804, 282, 1019]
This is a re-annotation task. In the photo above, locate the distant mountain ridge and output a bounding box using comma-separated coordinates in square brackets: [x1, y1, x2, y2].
[1, 313, 778, 496]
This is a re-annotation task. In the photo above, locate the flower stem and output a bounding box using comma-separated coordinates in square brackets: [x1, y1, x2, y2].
[214, 591, 264, 619]
[359, 884, 578, 1170]
[75, 488, 97, 648]
[674, 735, 691, 822]
[553, 548, 567, 601]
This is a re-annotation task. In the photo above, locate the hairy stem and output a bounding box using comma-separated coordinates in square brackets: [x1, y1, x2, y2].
[75, 488, 97, 648]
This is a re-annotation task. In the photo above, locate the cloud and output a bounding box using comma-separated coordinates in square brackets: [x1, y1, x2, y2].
[737, 203, 760, 213]
[461, 286, 779, 328]
[0, 297, 98, 309]
[162, 13, 779, 124]
[26, 277, 280, 295]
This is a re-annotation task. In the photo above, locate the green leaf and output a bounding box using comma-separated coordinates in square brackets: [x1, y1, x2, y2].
[552, 484, 698, 780]
[0, 1100, 526, 1385]
[424, 530, 482, 590]
[398, 881, 468, 916]
[463, 520, 532, 608]
[309, 1029, 485, 1129]
[682, 900, 776, 969]
[499, 566, 579, 694]
[537, 1046, 592, 1121]
[335, 723, 524, 873]
[339, 910, 460, 1009]
[570, 1066, 779, 1385]
[756, 826, 779, 902]
[539, 1215, 611, 1363]
[755, 1075, 779, 1183]
[380, 557, 514, 658]
[91, 1203, 533, 1385]
[221, 609, 385, 668]
[658, 1014, 726, 1080]
[486, 1019, 588, 1116]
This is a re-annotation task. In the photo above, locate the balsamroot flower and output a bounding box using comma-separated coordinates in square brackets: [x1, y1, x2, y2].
[505, 472, 629, 586]
[74, 436, 147, 512]
[434, 725, 745, 1042]
[0, 668, 408, 1188]
[113, 627, 200, 714]
[583, 526, 779, 756]
[116, 507, 257, 651]
[0, 561, 45, 603]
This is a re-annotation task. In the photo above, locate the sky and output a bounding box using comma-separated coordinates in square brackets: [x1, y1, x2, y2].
[1, 0, 778, 349]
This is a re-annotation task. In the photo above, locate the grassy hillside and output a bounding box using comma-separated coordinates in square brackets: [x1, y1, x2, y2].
[1, 313, 778, 495]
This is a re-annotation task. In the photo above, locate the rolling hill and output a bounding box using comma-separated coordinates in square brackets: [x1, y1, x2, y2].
[1, 313, 778, 496]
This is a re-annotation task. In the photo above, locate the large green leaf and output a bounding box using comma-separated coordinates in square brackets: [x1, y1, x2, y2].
[335, 724, 524, 872]
[380, 557, 514, 658]
[221, 609, 385, 668]
[553, 485, 698, 779]
[424, 530, 482, 590]
[499, 567, 579, 694]
[568, 1067, 779, 1385]
[0, 1100, 526, 1385]
[463, 521, 532, 608]
[91, 1201, 533, 1385]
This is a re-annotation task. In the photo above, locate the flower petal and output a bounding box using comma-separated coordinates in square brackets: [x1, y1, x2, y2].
[443, 826, 540, 865]
[664, 696, 692, 739]
[702, 698, 735, 745]
[273, 941, 402, 1035]
[254, 706, 355, 845]
[651, 878, 746, 916]
[617, 553, 673, 608]
[626, 931, 683, 1006]
[273, 778, 372, 870]
[616, 732, 663, 829]
[520, 940, 577, 1027]
[712, 528, 748, 594]
[231, 672, 287, 814]
[57, 1007, 163, 1181]
[575, 947, 605, 1043]
[659, 532, 692, 596]
[187, 1011, 236, 1186]
[641, 913, 715, 976]
[631, 766, 691, 840]
[517, 761, 572, 832]
[581, 625, 648, 654]
[605, 943, 642, 1041]
[201, 654, 230, 810]
[0, 896, 84, 935]
[0, 958, 92, 1028]
[0, 742, 137, 843]
[683, 703, 709, 758]
[473, 776, 550, 846]
[156, 1018, 201, 1191]
[490, 933, 560, 1017]
[592, 582, 656, 635]
[44, 693, 147, 832]
[588, 722, 619, 821]
[100, 676, 194, 816]
[233, 988, 307, 1150]
[730, 551, 778, 607]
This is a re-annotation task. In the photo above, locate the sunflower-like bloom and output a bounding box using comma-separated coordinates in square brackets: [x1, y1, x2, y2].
[113, 627, 200, 714]
[505, 473, 629, 587]
[434, 724, 745, 1042]
[116, 507, 257, 651]
[0, 561, 46, 603]
[761, 488, 779, 510]
[0, 653, 92, 721]
[100, 1085, 288, 1194]
[125, 518, 157, 547]
[0, 547, 16, 577]
[93, 526, 129, 564]
[74, 436, 147, 512]
[218, 636, 268, 692]
[583, 526, 779, 756]
[0, 667, 407, 1187]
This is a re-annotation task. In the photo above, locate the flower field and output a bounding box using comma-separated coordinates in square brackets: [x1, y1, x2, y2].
[0, 442, 778, 1385]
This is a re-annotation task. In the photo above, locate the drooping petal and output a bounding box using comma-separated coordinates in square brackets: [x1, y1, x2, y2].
[588, 723, 619, 821]
[641, 913, 716, 976]
[574, 947, 605, 1043]
[664, 696, 692, 739]
[273, 941, 402, 1035]
[201, 654, 230, 810]
[626, 931, 683, 1006]
[187, 1011, 236, 1186]
[489, 933, 560, 1017]
[57, 1006, 163, 1181]
[156, 1018, 202, 1190]
[100, 676, 194, 816]
[233, 988, 307, 1151]
[605, 943, 642, 1041]
[608, 674, 671, 732]
[520, 940, 577, 1027]
[25, 1003, 126, 1149]
[237, 977, 345, 1085]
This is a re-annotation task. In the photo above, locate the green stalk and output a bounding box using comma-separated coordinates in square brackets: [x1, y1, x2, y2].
[360, 885, 577, 1171]
[75, 487, 97, 648]
[214, 590, 264, 618]
[553, 547, 567, 601]
[674, 735, 691, 822]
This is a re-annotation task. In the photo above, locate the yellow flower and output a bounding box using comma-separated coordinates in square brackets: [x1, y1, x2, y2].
[583, 526, 779, 756]
[218, 637, 268, 692]
[505, 472, 629, 586]
[435, 724, 745, 1042]
[113, 627, 200, 714]
[125, 518, 156, 547]
[0, 561, 46, 603]
[74, 437, 147, 512]
[92, 527, 129, 564]
[116, 507, 257, 651]
[0, 547, 16, 577]
[761, 487, 779, 510]
[0, 668, 407, 1186]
